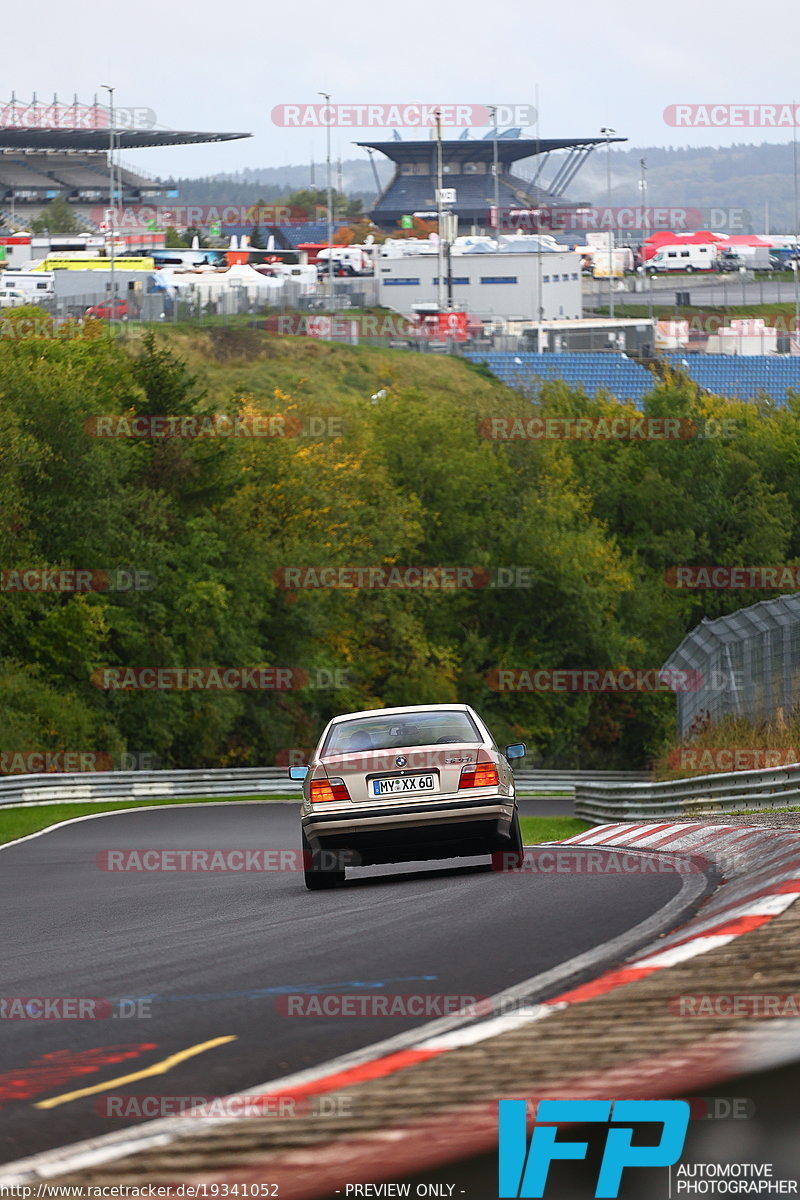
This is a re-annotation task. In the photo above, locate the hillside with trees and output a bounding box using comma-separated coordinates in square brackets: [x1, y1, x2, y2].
[2, 318, 800, 770]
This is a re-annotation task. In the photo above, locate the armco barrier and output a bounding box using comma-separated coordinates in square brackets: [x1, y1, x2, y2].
[0, 767, 649, 808]
[575, 761, 800, 824]
[0, 767, 292, 808]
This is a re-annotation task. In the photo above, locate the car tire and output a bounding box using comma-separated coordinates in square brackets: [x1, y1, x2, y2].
[491, 808, 525, 871]
[302, 828, 345, 890]
[507, 808, 525, 867]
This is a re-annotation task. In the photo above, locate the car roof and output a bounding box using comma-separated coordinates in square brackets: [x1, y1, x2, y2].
[328, 703, 475, 725]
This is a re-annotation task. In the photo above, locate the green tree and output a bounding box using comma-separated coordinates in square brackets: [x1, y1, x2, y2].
[29, 195, 82, 235]
[7, 328, 800, 771]
[286, 187, 361, 224]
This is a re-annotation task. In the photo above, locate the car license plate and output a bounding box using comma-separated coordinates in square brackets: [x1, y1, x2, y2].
[372, 774, 436, 796]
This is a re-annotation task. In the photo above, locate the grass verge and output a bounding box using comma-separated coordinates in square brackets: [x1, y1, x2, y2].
[593, 300, 800, 322]
[520, 815, 590, 842]
[0, 794, 298, 847]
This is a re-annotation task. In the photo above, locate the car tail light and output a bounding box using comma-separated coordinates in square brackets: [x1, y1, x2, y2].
[310, 777, 350, 803]
[458, 762, 499, 789]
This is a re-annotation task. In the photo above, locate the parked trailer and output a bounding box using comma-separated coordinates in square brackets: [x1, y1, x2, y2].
[738, 246, 775, 271]
[0, 270, 55, 300]
[592, 248, 634, 278]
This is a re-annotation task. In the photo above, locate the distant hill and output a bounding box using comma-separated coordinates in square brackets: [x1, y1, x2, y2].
[164, 142, 800, 233]
[571, 142, 800, 233]
[161, 160, 393, 212]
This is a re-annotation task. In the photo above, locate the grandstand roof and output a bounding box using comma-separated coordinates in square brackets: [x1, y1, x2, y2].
[0, 129, 250, 151]
[357, 136, 626, 164]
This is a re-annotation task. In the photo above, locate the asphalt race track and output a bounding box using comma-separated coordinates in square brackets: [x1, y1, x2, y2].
[0, 802, 711, 1168]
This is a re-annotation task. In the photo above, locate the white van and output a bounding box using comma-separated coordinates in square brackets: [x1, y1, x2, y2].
[646, 244, 718, 273]
[0, 270, 56, 300]
[0, 287, 30, 307]
[316, 245, 373, 274]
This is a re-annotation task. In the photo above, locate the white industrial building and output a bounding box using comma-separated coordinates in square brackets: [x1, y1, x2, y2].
[376, 235, 583, 322]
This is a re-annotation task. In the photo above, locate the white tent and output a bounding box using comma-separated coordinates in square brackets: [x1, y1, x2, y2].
[166, 264, 285, 300]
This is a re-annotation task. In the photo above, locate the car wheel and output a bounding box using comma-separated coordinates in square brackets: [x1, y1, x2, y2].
[491, 808, 525, 871]
[685, 266, 694, 274]
[508, 808, 525, 865]
[302, 828, 345, 890]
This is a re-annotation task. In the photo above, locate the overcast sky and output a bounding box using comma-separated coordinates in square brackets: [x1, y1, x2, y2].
[12, 0, 800, 180]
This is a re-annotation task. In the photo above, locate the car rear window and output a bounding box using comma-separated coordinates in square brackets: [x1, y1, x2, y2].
[320, 711, 482, 756]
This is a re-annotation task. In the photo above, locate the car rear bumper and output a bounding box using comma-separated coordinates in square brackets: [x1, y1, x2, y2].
[302, 795, 516, 865]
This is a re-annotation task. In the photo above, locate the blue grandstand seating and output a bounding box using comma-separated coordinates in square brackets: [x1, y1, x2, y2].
[464, 352, 800, 406]
[273, 222, 330, 248]
[463, 352, 654, 402]
[660, 355, 800, 404]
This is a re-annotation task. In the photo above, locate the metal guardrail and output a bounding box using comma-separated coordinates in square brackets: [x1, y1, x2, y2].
[515, 769, 649, 795]
[0, 767, 292, 808]
[575, 763, 800, 825]
[0, 767, 650, 808]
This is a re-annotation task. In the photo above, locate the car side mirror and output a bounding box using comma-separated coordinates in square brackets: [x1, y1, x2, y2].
[505, 743, 526, 761]
[288, 765, 308, 781]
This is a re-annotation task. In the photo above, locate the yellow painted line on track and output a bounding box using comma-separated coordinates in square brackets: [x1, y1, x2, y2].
[35, 1036, 237, 1109]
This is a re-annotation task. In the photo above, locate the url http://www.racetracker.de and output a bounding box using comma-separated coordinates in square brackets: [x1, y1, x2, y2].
[0, 1187, 281, 1198]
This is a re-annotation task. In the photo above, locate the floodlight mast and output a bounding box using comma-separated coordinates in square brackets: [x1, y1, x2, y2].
[101, 84, 116, 317]
[601, 127, 615, 320]
[435, 109, 444, 312]
[319, 91, 334, 310]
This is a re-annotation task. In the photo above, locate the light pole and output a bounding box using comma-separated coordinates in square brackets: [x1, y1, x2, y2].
[601, 127, 615, 321]
[101, 84, 116, 318]
[435, 108, 444, 311]
[640, 157, 653, 325]
[793, 99, 800, 351]
[318, 91, 334, 310]
[489, 105, 500, 246]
